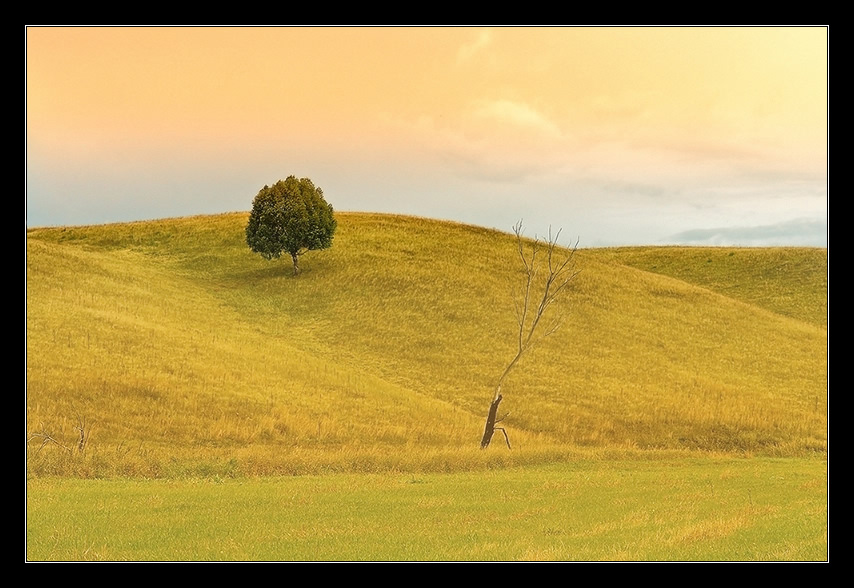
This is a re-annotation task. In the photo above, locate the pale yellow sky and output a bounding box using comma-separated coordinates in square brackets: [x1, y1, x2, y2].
[26, 26, 828, 245]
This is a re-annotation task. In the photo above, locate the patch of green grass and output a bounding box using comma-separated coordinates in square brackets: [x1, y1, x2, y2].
[26, 457, 827, 561]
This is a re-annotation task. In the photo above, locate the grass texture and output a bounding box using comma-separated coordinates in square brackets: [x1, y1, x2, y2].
[27, 457, 826, 561]
[26, 212, 827, 477]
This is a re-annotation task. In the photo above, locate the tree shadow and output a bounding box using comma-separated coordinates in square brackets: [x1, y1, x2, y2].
[229, 263, 322, 283]
[232, 266, 298, 282]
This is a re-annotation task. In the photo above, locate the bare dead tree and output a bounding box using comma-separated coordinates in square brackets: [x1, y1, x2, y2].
[75, 415, 92, 454]
[481, 394, 511, 449]
[27, 414, 93, 455]
[480, 220, 579, 449]
[27, 429, 73, 454]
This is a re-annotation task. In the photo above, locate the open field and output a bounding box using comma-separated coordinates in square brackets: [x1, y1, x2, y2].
[26, 212, 827, 560]
[26, 457, 827, 561]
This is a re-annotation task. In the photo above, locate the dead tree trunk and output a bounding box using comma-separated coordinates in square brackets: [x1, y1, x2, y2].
[480, 394, 511, 449]
[480, 221, 579, 449]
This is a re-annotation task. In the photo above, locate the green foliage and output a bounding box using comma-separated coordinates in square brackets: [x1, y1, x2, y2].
[245, 176, 336, 274]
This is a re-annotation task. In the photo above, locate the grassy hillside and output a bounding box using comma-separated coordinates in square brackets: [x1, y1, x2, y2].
[26, 213, 828, 477]
[599, 247, 828, 329]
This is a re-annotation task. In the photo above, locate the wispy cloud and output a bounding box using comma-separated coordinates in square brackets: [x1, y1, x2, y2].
[473, 99, 562, 139]
[667, 218, 827, 247]
[390, 114, 553, 183]
[456, 28, 492, 64]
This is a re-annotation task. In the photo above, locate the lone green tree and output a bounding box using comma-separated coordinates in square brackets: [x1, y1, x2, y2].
[245, 176, 337, 276]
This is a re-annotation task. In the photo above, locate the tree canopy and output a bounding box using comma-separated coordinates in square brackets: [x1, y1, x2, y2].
[245, 176, 337, 275]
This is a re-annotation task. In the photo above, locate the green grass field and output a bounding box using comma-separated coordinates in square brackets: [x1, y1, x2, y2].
[26, 457, 826, 561]
[26, 212, 828, 560]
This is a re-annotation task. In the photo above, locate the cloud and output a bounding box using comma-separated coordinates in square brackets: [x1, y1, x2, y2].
[473, 99, 562, 139]
[456, 28, 492, 64]
[382, 108, 567, 185]
[666, 218, 827, 247]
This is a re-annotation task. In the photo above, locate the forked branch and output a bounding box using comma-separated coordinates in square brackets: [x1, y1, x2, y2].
[27, 414, 94, 455]
[492, 221, 579, 404]
[27, 430, 72, 454]
[481, 221, 579, 449]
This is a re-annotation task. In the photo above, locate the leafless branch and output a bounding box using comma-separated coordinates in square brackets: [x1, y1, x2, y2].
[481, 221, 580, 449]
[75, 415, 92, 454]
[27, 415, 94, 455]
[27, 430, 72, 454]
[492, 222, 579, 402]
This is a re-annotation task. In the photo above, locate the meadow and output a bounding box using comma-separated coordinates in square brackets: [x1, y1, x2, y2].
[27, 457, 826, 561]
[25, 212, 828, 560]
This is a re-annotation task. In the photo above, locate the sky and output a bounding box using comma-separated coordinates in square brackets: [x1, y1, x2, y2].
[26, 26, 828, 247]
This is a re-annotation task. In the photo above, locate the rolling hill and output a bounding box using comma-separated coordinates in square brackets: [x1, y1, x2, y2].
[25, 213, 828, 477]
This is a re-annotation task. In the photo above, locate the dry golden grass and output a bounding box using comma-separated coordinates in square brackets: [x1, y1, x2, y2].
[26, 213, 827, 477]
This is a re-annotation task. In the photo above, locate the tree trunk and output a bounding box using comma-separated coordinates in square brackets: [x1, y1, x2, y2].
[480, 394, 510, 449]
[291, 252, 300, 276]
